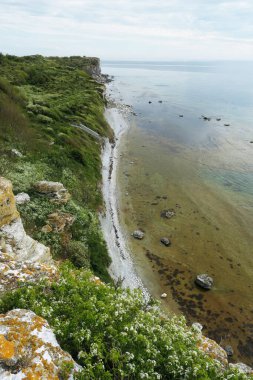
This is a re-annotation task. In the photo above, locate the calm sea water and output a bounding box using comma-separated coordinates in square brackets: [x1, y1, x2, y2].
[102, 61, 253, 365]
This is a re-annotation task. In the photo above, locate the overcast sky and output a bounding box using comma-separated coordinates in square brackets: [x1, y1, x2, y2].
[0, 0, 253, 60]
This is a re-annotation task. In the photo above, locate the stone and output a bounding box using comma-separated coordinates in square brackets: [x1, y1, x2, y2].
[41, 224, 53, 233]
[160, 237, 171, 247]
[10, 148, 23, 157]
[0, 177, 19, 228]
[160, 209, 175, 219]
[132, 230, 144, 240]
[15, 192, 30, 205]
[0, 309, 80, 379]
[192, 322, 203, 333]
[224, 124, 230, 126]
[34, 181, 71, 203]
[229, 362, 253, 375]
[158, 100, 163, 103]
[197, 335, 228, 367]
[160, 293, 167, 298]
[224, 345, 234, 356]
[195, 274, 213, 290]
[1, 218, 51, 263]
[179, 114, 183, 117]
[0, 251, 58, 293]
[216, 118, 221, 121]
[47, 212, 75, 232]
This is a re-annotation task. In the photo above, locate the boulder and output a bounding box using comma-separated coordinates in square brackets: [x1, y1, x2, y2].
[0, 177, 19, 228]
[224, 345, 234, 357]
[0, 251, 58, 293]
[192, 322, 203, 333]
[1, 218, 51, 263]
[160, 293, 167, 298]
[160, 209, 175, 219]
[229, 362, 253, 375]
[34, 181, 71, 203]
[195, 274, 213, 290]
[197, 335, 228, 367]
[132, 230, 144, 240]
[15, 192, 30, 205]
[10, 148, 23, 157]
[0, 309, 80, 379]
[160, 237, 171, 247]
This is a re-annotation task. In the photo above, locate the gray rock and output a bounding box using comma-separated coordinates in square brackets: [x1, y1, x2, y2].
[195, 274, 213, 290]
[160, 209, 175, 219]
[11, 149, 23, 158]
[224, 345, 234, 357]
[192, 322, 203, 333]
[229, 362, 253, 375]
[160, 237, 171, 247]
[15, 193, 30, 205]
[132, 230, 144, 240]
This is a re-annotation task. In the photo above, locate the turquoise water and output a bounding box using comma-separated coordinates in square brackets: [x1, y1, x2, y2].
[102, 61, 253, 365]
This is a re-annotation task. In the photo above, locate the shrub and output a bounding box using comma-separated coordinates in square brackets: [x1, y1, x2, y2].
[0, 264, 248, 380]
[64, 240, 90, 268]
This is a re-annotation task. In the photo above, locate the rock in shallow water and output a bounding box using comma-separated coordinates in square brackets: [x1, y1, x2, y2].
[160, 237, 171, 247]
[195, 274, 214, 290]
[132, 230, 144, 240]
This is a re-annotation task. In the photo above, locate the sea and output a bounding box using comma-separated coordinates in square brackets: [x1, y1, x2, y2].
[101, 61, 253, 365]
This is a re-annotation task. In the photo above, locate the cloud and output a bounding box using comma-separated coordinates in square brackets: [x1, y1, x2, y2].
[0, 0, 252, 59]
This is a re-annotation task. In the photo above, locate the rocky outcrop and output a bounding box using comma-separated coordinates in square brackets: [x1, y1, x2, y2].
[0, 251, 58, 293]
[34, 181, 71, 204]
[0, 178, 19, 228]
[0, 177, 51, 263]
[197, 335, 228, 367]
[0, 309, 80, 379]
[1, 218, 51, 263]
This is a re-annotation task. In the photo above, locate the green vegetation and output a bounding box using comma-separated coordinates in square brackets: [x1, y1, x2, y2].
[0, 263, 248, 380]
[0, 54, 112, 281]
[0, 54, 251, 379]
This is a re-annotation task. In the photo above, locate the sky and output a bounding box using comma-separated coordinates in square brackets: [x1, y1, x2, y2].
[0, 0, 253, 60]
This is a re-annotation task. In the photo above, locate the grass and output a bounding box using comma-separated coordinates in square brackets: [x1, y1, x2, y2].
[0, 54, 112, 282]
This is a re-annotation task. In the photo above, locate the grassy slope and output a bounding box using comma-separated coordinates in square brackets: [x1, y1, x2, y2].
[0, 54, 112, 281]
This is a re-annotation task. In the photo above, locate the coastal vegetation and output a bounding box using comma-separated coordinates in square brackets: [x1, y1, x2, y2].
[0, 54, 252, 379]
[0, 54, 112, 281]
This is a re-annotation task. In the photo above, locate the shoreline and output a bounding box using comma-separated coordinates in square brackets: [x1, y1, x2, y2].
[99, 105, 149, 300]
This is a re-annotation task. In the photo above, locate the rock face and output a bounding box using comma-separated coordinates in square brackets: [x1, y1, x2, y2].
[0, 177, 51, 263]
[34, 181, 71, 203]
[0, 251, 58, 293]
[0, 309, 80, 379]
[0, 178, 19, 228]
[195, 274, 213, 290]
[132, 230, 145, 240]
[1, 218, 51, 263]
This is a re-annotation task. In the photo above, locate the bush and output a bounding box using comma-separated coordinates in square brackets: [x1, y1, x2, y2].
[65, 240, 90, 268]
[0, 264, 248, 380]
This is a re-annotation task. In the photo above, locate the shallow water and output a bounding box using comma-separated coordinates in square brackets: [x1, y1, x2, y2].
[102, 61, 253, 365]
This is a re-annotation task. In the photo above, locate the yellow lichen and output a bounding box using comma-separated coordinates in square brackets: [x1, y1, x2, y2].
[0, 334, 15, 360]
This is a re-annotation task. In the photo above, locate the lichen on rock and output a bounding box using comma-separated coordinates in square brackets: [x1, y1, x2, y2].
[0, 309, 80, 379]
[0, 177, 19, 228]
